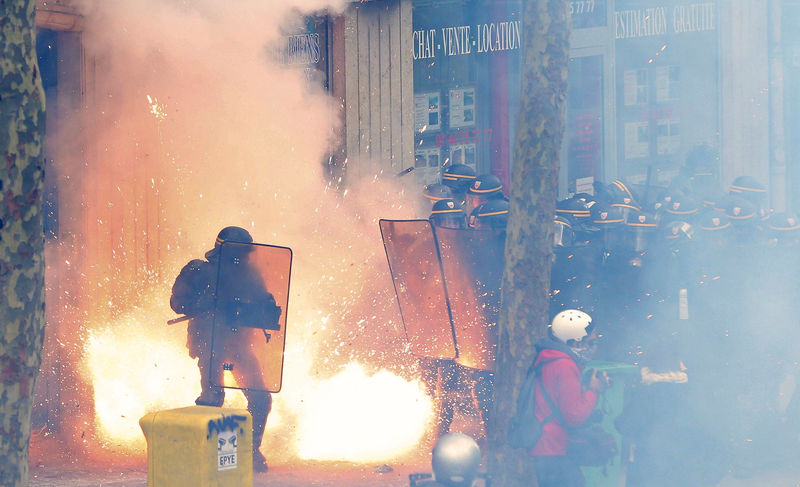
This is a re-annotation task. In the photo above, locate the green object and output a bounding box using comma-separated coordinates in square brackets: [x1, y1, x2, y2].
[581, 361, 640, 487]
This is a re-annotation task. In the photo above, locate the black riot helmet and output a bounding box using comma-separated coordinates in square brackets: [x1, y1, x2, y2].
[423, 183, 455, 203]
[694, 211, 732, 248]
[720, 195, 757, 224]
[729, 176, 767, 207]
[607, 179, 639, 206]
[441, 163, 476, 194]
[465, 173, 504, 215]
[469, 199, 509, 230]
[661, 194, 700, 226]
[430, 198, 467, 229]
[556, 196, 591, 228]
[205, 226, 253, 260]
[767, 212, 800, 246]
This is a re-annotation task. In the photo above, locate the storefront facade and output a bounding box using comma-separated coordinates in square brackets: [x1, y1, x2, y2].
[406, 0, 724, 199]
[336, 0, 799, 212]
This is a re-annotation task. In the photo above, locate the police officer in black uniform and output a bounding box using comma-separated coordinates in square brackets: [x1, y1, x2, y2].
[170, 226, 275, 472]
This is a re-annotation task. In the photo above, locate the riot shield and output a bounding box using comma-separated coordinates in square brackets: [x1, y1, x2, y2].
[379, 219, 457, 359]
[435, 227, 504, 371]
[209, 241, 292, 393]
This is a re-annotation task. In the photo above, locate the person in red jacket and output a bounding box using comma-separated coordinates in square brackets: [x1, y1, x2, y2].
[531, 309, 607, 487]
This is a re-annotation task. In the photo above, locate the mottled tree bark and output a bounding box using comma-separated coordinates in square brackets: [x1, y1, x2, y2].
[487, 0, 570, 486]
[0, 0, 47, 485]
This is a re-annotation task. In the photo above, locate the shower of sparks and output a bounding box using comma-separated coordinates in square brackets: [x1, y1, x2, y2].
[146, 94, 168, 122]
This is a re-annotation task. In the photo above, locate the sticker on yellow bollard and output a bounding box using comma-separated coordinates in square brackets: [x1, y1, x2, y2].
[217, 429, 238, 471]
[140, 406, 253, 486]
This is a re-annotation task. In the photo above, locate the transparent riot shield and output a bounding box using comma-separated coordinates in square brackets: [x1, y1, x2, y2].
[209, 241, 292, 393]
[379, 219, 457, 359]
[434, 227, 504, 371]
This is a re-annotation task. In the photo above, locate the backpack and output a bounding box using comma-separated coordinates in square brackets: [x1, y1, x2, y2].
[507, 358, 562, 450]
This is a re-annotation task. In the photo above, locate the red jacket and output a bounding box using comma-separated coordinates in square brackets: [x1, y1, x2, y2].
[530, 341, 598, 456]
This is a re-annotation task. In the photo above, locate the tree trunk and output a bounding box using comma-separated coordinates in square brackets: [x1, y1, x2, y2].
[487, 0, 570, 485]
[0, 1, 47, 485]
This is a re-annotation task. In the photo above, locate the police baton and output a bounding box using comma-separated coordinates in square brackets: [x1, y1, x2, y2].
[167, 315, 193, 325]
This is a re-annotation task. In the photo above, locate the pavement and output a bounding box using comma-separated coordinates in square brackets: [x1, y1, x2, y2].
[27, 461, 800, 487]
[29, 463, 425, 487]
[27, 430, 800, 487]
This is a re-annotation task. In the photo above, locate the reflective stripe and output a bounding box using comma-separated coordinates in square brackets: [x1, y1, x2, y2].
[468, 186, 502, 194]
[768, 223, 800, 231]
[443, 173, 476, 180]
[730, 184, 766, 193]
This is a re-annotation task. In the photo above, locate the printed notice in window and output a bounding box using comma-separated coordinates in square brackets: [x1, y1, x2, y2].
[449, 88, 476, 129]
[415, 92, 440, 132]
[624, 69, 648, 106]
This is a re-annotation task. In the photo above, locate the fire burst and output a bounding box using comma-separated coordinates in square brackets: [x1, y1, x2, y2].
[84, 293, 434, 463]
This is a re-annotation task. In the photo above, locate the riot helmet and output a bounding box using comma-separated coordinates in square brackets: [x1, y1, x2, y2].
[465, 174, 504, 215]
[767, 212, 800, 246]
[469, 199, 509, 230]
[661, 195, 699, 226]
[556, 196, 591, 228]
[441, 163, 477, 195]
[430, 199, 467, 229]
[729, 176, 767, 207]
[423, 183, 455, 203]
[694, 211, 732, 247]
[431, 433, 481, 487]
[721, 195, 757, 224]
[607, 179, 639, 206]
[590, 202, 625, 227]
[205, 226, 253, 260]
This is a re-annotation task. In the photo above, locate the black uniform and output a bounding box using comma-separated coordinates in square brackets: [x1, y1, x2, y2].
[170, 244, 274, 472]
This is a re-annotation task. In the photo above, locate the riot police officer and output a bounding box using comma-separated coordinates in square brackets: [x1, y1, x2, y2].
[170, 226, 274, 472]
[441, 163, 477, 206]
[464, 173, 505, 216]
[430, 199, 467, 229]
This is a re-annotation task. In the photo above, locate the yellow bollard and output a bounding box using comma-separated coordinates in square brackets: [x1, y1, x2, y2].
[140, 406, 253, 487]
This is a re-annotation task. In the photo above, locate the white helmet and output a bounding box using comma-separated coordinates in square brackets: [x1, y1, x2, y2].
[550, 309, 594, 344]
